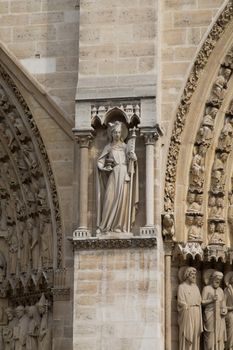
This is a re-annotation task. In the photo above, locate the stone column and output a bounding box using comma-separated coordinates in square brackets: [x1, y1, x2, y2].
[73, 129, 93, 238]
[164, 247, 172, 350]
[140, 128, 158, 236]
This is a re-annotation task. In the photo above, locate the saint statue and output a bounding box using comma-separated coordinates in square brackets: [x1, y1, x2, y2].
[26, 305, 40, 350]
[14, 305, 29, 350]
[202, 270, 227, 350]
[177, 267, 202, 350]
[224, 271, 233, 349]
[96, 121, 139, 235]
[37, 294, 52, 350]
[3, 307, 17, 350]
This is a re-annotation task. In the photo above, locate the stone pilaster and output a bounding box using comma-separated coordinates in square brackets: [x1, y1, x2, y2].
[139, 127, 159, 237]
[72, 129, 94, 238]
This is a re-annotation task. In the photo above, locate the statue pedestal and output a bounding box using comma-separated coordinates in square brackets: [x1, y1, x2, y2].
[72, 237, 163, 350]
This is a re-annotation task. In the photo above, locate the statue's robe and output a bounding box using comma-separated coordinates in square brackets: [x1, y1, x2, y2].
[177, 281, 203, 350]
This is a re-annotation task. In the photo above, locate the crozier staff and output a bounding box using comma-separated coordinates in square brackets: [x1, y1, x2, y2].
[96, 121, 139, 234]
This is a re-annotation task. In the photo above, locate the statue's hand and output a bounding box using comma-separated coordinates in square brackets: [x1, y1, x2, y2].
[104, 165, 112, 172]
[128, 151, 137, 161]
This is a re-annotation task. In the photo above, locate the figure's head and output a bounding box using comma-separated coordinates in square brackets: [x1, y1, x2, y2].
[211, 271, 223, 289]
[5, 307, 14, 321]
[109, 121, 122, 142]
[184, 267, 197, 284]
[187, 192, 195, 204]
[16, 305, 24, 319]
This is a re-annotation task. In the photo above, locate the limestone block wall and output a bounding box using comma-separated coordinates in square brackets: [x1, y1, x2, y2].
[77, 0, 157, 99]
[73, 248, 163, 350]
[0, 0, 79, 120]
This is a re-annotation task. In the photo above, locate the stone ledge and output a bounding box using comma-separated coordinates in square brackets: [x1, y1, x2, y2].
[70, 236, 157, 250]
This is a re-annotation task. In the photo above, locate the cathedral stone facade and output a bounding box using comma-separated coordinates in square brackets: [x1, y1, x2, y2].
[0, 0, 233, 349]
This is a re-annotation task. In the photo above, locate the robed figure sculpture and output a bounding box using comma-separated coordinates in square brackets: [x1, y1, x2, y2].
[96, 121, 139, 235]
[177, 267, 203, 350]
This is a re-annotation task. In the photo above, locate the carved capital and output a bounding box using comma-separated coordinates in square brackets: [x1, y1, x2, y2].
[140, 127, 159, 145]
[72, 128, 94, 148]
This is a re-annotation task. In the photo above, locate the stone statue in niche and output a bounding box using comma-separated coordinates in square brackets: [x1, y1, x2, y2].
[0, 252, 6, 283]
[96, 121, 139, 235]
[3, 307, 17, 350]
[39, 214, 53, 267]
[177, 267, 202, 350]
[209, 196, 224, 220]
[6, 224, 18, 275]
[27, 218, 40, 271]
[209, 68, 231, 105]
[190, 145, 206, 189]
[26, 305, 40, 350]
[14, 305, 29, 350]
[187, 215, 203, 242]
[187, 192, 203, 213]
[224, 271, 233, 350]
[37, 294, 52, 350]
[196, 113, 214, 145]
[202, 270, 227, 350]
[162, 213, 175, 239]
[19, 221, 30, 273]
[209, 222, 226, 245]
[218, 119, 233, 153]
[211, 152, 228, 191]
[228, 192, 233, 233]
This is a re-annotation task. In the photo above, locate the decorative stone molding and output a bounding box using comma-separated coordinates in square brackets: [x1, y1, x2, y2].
[205, 244, 228, 262]
[71, 237, 157, 250]
[164, 0, 233, 212]
[91, 100, 141, 126]
[139, 226, 157, 237]
[173, 242, 204, 261]
[73, 229, 91, 239]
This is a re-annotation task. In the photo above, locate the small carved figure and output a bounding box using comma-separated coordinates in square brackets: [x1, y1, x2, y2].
[3, 307, 17, 350]
[6, 225, 18, 275]
[209, 197, 224, 219]
[196, 114, 214, 144]
[0, 252, 6, 283]
[187, 216, 203, 242]
[162, 213, 174, 239]
[211, 152, 228, 191]
[218, 119, 233, 153]
[190, 146, 205, 189]
[209, 68, 231, 104]
[14, 305, 29, 350]
[187, 192, 203, 212]
[26, 305, 40, 350]
[37, 294, 52, 350]
[209, 222, 225, 245]
[19, 221, 30, 273]
[228, 193, 233, 233]
[96, 121, 139, 234]
[27, 218, 40, 270]
[202, 270, 227, 350]
[39, 214, 53, 267]
[177, 267, 202, 350]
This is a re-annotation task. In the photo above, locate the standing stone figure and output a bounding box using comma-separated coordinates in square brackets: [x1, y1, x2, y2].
[202, 270, 227, 350]
[96, 121, 139, 234]
[177, 267, 203, 350]
[14, 305, 29, 350]
[37, 294, 52, 350]
[224, 271, 233, 349]
[3, 307, 17, 350]
[26, 305, 40, 350]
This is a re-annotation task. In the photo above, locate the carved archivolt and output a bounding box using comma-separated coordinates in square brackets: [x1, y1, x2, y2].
[0, 64, 63, 298]
[164, 0, 233, 212]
